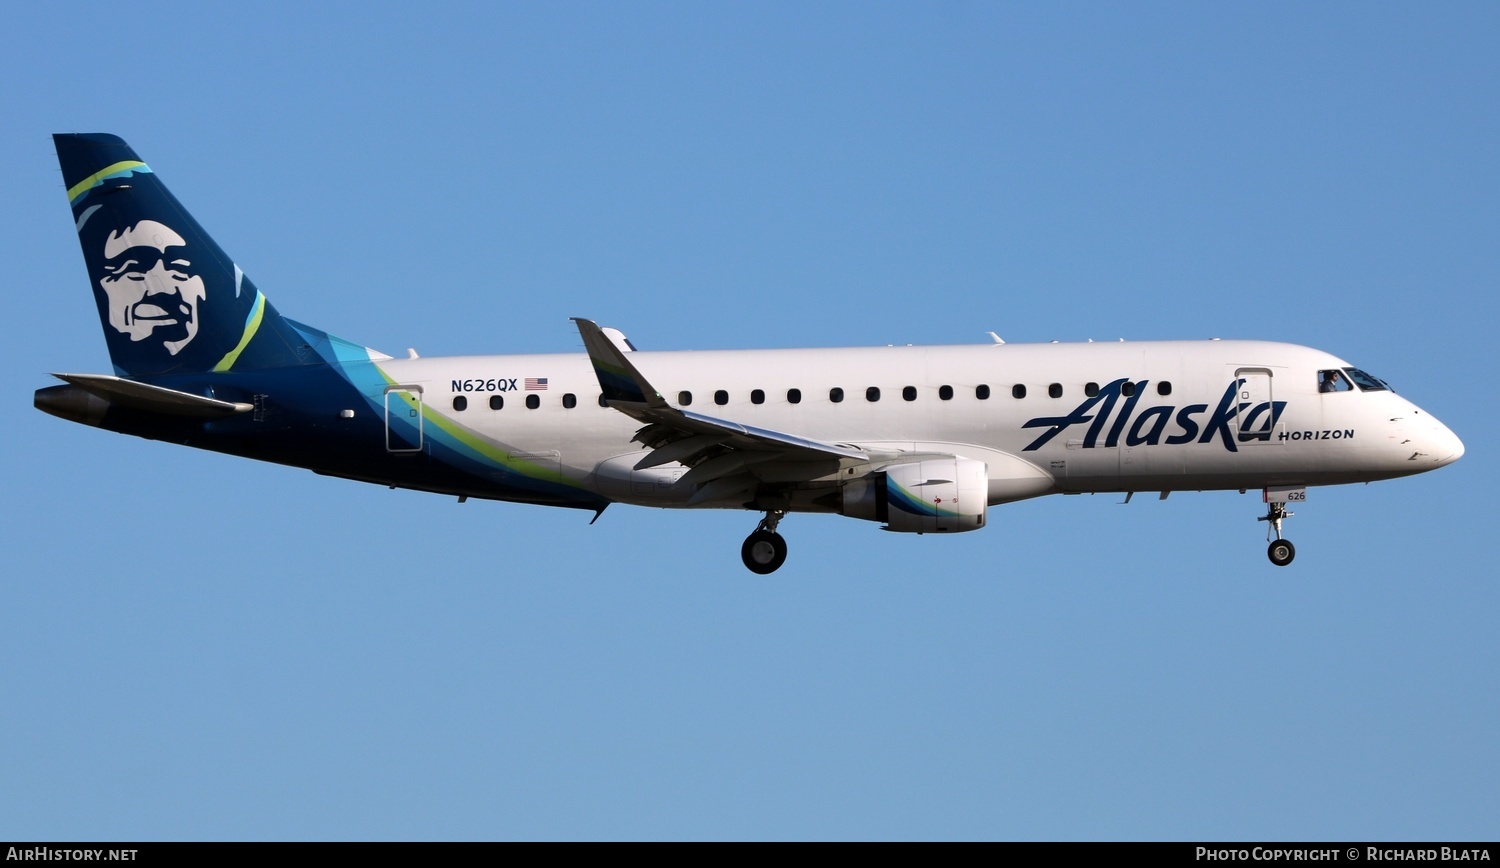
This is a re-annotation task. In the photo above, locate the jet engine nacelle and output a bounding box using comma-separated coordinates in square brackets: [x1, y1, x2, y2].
[840, 457, 988, 533]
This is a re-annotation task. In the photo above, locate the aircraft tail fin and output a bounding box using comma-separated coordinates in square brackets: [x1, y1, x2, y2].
[55, 133, 315, 378]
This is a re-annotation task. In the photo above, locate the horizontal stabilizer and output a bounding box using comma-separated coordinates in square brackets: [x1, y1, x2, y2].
[51, 373, 253, 417]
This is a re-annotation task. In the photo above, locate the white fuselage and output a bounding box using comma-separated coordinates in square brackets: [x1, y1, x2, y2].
[367, 338, 1463, 511]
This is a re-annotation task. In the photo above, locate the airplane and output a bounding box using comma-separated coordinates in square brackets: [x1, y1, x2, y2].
[36, 133, 1464, 574]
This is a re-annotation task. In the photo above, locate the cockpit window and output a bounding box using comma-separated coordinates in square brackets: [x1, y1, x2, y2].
[1343, 367, 1390, 392]
[1317, 370, 1352, 393]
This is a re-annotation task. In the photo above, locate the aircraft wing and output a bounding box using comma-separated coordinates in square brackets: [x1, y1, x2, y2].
[573, 318, 867, 502]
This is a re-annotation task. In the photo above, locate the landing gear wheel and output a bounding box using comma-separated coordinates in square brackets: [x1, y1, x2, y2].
[741, 530, 788, 574]
[1258, 496, 1298, 567]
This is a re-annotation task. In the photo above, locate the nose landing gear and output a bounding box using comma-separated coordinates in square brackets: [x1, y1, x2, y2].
[1267, 535, 1296, 567]
[1258, 500, 1296, 566]
[741, 510, 788, 574]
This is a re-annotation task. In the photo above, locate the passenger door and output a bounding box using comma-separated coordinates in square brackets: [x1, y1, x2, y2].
[1234, 368, 1278, 444]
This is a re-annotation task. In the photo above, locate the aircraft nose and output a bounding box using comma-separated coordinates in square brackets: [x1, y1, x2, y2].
[1404, 407, 1464, 467]
[1434, 422, 1464, 466]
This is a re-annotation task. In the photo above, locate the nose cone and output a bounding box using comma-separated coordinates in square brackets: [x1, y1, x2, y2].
[1431, 419, 1464, 467]
[1410, 405, 1464, 468]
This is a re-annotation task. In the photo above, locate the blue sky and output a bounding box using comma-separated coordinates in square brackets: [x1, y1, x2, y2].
[2, 2, 1495, 840]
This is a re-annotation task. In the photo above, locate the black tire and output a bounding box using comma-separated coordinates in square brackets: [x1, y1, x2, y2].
[741, 530, 788, 574]
[1267, 538, 1296, 567]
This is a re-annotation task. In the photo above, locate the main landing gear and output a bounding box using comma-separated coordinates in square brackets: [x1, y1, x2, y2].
[741, 510, 788, 574]
[1258, 500, 1296, 567]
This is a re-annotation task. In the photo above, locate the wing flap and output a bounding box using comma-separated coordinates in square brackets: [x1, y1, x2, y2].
[634, 434, 722, 470]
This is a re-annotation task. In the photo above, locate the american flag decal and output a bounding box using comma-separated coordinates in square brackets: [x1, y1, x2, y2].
[525, 378, 549, 391]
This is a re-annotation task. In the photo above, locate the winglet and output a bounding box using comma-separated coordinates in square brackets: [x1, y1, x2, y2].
[572, 318, 667, 408]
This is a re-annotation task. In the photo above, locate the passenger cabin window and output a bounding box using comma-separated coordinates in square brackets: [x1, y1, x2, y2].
[866, 387, 881, 402]
[714, 390, 729, 406]
[452, 395, 468, 411]
[787, 388, 802, 404]
[976, 384, 991, 400]
[562, 393, 577, 409]
[939, 385, 954, 400]
[525, 394, 540, 409]
[903, 386, 917, 402]
[751, 389, 765, 405]
[1157, 381, 1172, 396]
[1049, 383, 1063, 399]
[489, 395, 504, 410]
[830, 387, 844, 403]
[1318, 370, 1353, 393]
[678, 390, 693, 406]
[1012, 384, 1026, 399]
[1122, 382, 1136, 397]
[1344, 368, 1390, 392]
[1085, 382, 1099, 397]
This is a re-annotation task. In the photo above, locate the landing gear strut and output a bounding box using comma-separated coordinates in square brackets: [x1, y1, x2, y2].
[741, 510, 788, 574]
[1258, 500, 1296, 567]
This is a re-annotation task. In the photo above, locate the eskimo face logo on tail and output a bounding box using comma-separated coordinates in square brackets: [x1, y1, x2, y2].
[98, 220, 206, 356]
